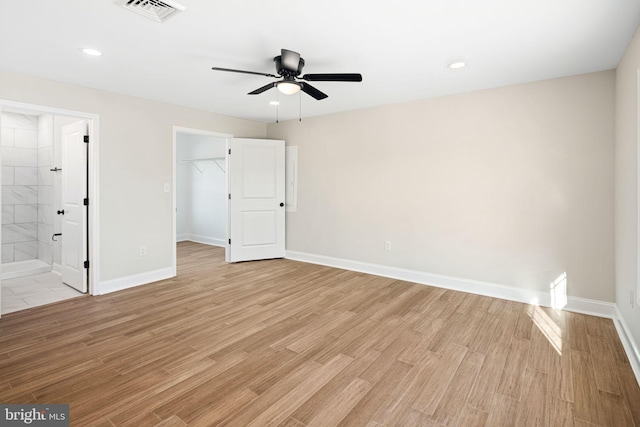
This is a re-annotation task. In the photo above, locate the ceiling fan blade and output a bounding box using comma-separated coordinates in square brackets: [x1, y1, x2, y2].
[300, 82, 328, 100]
[302, 73, 363, 82]
[280, 49, 301, 73]
[212, 67, 278, 78]
[248, 82, 277, 95]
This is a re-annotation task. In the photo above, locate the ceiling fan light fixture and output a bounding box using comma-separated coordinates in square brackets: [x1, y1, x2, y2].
[277, 81, 301, 95]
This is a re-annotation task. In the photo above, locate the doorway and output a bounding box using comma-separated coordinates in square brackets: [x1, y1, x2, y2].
[173, 127, 232, 271]
[0, 101, 99, 317]
[172, 128, 287, 273]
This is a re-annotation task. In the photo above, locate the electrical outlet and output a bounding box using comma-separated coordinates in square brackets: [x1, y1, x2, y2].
[139, 246, 147, 256]
[384, 241, 391, 251]
[163, 183, 170, 193]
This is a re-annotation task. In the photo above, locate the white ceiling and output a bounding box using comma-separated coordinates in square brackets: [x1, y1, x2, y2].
[1, 0, 639, 123]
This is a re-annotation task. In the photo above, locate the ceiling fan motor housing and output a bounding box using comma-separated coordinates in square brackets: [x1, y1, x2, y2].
[274, 55, 305, 77]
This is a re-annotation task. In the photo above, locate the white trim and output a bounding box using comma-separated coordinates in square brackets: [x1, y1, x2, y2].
[225, 138, 231, 263]
[183, 235, 226, 247]
[564, 296, 617, 318]
[171, 126, 233, 276]
[0, 111, 3, 316]
[637, 68, 640, 308]
[286, 250, 616, 317]
[99, 267, 174, 295]
[53, 262, 63, 275]
[0, 99, 100, 298]
[286, 250, 639, 386]
[173, 126, 232, 139]
[285, 146, 298, 212]
[88, 118, 100, 296]
[614, 307, 640, 386]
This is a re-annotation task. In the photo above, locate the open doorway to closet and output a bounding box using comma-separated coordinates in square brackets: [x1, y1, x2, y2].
[173, 127, 231, 270]
[0, 102, 98, 317]
[172, 127, 287, 272]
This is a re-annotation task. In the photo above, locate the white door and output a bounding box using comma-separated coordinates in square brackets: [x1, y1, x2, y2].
[227, 138, 285, 262]
[61, 120, 88, 292]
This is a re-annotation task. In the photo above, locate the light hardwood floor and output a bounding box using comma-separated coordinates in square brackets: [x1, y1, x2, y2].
[0, 241, 638, 426]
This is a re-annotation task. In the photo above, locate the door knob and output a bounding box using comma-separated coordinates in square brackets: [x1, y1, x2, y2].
[57, 210, 65, 215]
[279, 202, 284, 207]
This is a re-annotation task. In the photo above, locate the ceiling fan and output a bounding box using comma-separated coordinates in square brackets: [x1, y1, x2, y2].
[211, 49, 362, 100]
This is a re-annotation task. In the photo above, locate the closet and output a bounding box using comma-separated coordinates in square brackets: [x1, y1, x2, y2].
[176, 133, 227, 247]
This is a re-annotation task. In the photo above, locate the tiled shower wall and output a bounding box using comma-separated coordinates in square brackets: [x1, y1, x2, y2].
[1, 113, 54, 264]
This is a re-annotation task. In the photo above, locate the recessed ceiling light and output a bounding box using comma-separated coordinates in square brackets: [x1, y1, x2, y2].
[269, 101, 280, 106]
[448, 61, 466, 69]
[81, 48, 102, 56]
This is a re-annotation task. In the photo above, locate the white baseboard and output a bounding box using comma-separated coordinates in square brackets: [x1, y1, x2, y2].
[52, 262, 63, 275]
[285, 250, 640, 386]
[185, 234, 226, 247]
[176, 234, 188, 242]
[613, 307, 640, 386]
[286, 251, 615, 317]
[98, 267, 174, 295]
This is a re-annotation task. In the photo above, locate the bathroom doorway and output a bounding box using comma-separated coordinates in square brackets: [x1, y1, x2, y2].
[0, 107, 95, 314]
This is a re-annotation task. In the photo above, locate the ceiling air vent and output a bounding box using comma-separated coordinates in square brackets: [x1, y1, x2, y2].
[121, 0, 186, 23]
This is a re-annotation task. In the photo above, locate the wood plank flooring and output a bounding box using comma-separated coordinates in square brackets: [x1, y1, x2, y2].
[0, 241, 638, 426]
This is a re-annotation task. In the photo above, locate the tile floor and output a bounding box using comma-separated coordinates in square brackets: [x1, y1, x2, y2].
[1, 272, 85, 314]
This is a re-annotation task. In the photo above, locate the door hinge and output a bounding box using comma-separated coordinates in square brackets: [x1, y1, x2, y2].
[84, 260, 90, 269]
[228, 148, 231, 155]
[83, 198, 89, 206]
[84, 135, 89, 143]
[228, 194, 231, 200]
[228, 239, 231, 244]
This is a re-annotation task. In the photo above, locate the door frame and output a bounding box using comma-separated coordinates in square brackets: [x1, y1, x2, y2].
[171, 126, 233, 275]
[0, 99, 100, 303]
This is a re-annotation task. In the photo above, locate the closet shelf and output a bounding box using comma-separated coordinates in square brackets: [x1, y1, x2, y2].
[181, 157, 225, 173]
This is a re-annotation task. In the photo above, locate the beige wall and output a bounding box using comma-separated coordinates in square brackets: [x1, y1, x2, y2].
[0, 70, 266, 283]
[269, 71, 615, 302]
[0, 67, 620, 311]
[616, 28, 640, 349]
